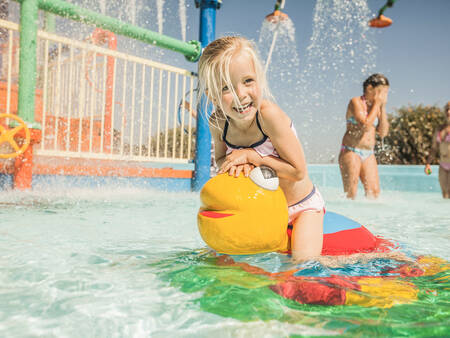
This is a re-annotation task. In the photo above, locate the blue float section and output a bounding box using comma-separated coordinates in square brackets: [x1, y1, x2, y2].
[323, 211, 361, 234]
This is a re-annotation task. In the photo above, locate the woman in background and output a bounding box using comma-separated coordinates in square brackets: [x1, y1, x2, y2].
[425, 102, 450, 198]
[339, 74, 390, 199]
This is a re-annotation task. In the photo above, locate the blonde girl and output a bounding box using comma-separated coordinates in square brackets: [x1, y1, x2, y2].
[197, 36, 325, 261]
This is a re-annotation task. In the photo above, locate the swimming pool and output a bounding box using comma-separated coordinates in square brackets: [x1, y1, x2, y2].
[0, 166, 448, 337]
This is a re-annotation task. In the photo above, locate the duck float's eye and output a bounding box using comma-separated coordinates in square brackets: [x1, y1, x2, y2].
[249, 166, 279, 191]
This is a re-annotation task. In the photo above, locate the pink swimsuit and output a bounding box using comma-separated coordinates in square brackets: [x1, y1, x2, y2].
[223, 112, 325, 223]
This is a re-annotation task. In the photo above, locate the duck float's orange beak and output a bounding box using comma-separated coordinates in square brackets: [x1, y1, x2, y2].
[369, 15, 393, 28]
[198, 171, 289, 255]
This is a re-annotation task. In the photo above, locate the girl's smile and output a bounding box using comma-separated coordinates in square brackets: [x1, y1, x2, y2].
[233, 102, 254, 114]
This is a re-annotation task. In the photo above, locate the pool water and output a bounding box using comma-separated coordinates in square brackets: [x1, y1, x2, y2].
[0, 180, 449, 337]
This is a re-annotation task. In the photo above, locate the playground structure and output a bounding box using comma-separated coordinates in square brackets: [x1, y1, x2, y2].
[0, 0, 218, 191]
[369, 0, 396, 28]
[0, 0, 396, 191]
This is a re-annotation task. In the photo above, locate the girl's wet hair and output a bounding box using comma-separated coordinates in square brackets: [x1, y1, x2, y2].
[363, 73, 390, 92]
[197, 36, 272, 120]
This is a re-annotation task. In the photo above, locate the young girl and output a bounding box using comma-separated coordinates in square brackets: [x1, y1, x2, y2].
[197, 36, 325, 261]
[339, 74, 390, 199]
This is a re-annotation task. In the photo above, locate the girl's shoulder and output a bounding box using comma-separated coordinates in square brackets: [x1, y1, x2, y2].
[258, 100, 291, 131]
[259, 100, 285, 118]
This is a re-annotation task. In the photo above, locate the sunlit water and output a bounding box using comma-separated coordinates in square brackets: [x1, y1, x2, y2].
[0, 176, 448, 337]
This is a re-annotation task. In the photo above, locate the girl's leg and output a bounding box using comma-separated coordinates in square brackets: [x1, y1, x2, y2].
[438, 166, 450, 198]
[360, 154, 380, 199]
[339, 149, 361, 199]
[291, 210, 324, 262]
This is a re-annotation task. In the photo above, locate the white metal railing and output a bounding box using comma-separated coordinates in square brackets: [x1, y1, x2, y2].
[0, 19, 20, 122]
[0, 19, 197, 163]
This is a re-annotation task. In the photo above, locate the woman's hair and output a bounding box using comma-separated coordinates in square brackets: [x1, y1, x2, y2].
[197, 36, 272, 119]
[363, 73, 390, 92]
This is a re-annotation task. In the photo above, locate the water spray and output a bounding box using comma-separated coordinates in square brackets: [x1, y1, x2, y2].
[264, 0, 288, 73]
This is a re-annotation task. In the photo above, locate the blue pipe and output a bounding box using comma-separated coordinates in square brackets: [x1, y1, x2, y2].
[192, 0, 220, 191]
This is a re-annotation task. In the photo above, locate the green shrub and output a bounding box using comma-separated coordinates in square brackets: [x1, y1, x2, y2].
[376, 105, 445, 164]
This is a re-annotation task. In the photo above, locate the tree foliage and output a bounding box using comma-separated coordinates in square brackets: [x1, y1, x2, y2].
[375, 105, 446, 164]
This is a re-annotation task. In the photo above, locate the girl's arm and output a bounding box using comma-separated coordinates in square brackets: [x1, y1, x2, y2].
[256, 102, 307, 181]
[219, 102, 306, 181]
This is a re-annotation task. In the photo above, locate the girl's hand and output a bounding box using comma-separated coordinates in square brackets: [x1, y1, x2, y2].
[227, 163, 255, 177]
[219, 149, 260, 176]
[425, 164, 432, 175]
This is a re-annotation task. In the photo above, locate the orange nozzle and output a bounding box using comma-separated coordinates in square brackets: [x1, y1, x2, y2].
[265, 10, 289, 23]
[369, 14, 393, 28]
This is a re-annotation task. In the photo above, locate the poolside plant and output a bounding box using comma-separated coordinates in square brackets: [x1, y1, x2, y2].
[376, 104, 445, 164]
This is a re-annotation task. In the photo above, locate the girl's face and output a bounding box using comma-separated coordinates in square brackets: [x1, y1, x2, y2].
[219, 52, 262, 122]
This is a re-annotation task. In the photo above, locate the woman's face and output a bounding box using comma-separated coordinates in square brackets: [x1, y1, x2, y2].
[365, 85, 389, 101]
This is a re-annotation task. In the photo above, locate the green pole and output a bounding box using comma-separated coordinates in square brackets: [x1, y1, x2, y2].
[36, 0, 201, 62]
[17, 0, 40, 127]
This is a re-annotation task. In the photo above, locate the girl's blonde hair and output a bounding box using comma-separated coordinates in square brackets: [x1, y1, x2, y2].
[197, 36, 273, 119]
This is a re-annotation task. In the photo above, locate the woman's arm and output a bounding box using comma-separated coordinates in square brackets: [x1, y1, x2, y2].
[425, 130, 439, 174]
[350, 97, 379, 128]
[426, 130, 439, 165]
[377, 103, 390, 137]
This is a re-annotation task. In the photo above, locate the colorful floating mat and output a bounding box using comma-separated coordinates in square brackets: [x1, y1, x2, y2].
[154, 247, 449, 336]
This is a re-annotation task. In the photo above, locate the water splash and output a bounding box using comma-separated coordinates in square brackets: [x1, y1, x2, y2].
[258, 17, 300, 111]
[178, 0, 187, 42]
[300, 0, 376, 106]
[258, 0, 377, 162]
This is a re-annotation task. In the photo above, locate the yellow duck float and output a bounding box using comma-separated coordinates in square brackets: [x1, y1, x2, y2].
[198, 166, 289, 255]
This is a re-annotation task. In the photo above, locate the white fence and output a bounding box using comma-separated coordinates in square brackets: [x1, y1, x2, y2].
[0, 19, 197, 163]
